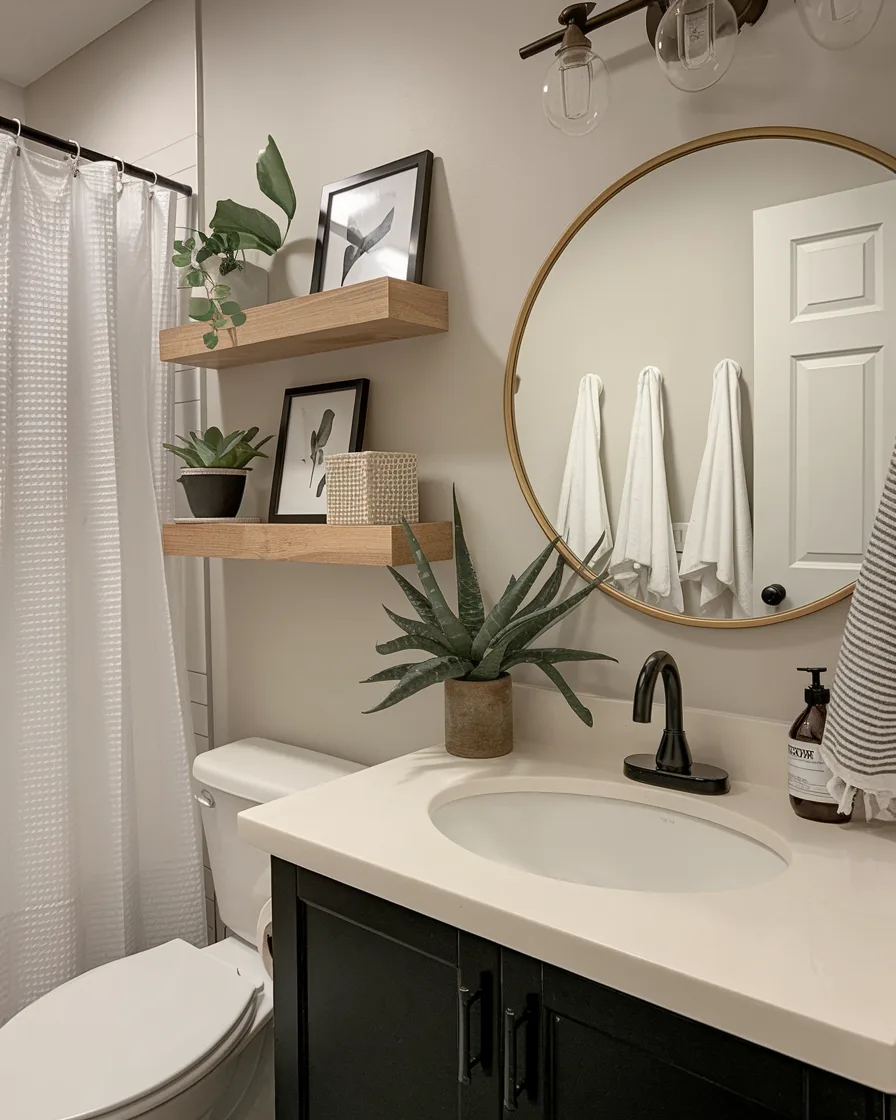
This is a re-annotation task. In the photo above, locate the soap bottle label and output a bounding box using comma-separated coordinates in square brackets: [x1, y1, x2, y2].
[787, 738, 837, 804]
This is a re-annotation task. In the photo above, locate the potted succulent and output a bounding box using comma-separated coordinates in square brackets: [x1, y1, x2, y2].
[164, 427, 274, 519]
[363, 492, 615, 758]
[172, 135, 296, 351]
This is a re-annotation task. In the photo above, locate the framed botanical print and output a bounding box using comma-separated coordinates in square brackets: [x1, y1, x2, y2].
[310, 150, 433, 293]
[268, 379, 369, 523]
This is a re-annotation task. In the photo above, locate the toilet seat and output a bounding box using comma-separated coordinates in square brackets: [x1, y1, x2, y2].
[0, 939, 262, 1120]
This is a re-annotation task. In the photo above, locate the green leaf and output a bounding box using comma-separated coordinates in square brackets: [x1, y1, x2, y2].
[189, 297, 215, 322]
[213, 285, 231, 300]
[401, 522, 472, 658]
[213, 317, 227, 329]
[172, 252, 192, 268]
[376, 634, 454, 658]
[535, 663, 593, 726]
[220, 300, 241, 315]
[470, 538, 560, 661]
[512, 554, 565, 621]
[502, 648, 617, 672]
[203, 331, 219, 350]
[204, 428, 224, 450]
[185, 269, 203, 287]
[183, 236, 196, 251]
[229, 311, 247, 327]
[173, 239, 185, 253]
[360, 663, 419, 684]
[387, 567, 439, 628]
[243, 427, 260, 443]
[215, 431, 245, 458]
[453, 489, 485, 637]
[163, 443, 203, 468]
[382, 606, 453, 653]
[498, 579, 602, 655]
[196, 246, 215, 265]
[256, 135, 296, 221]
[209, 199, 282, 255]
[362, 656, 472, 714]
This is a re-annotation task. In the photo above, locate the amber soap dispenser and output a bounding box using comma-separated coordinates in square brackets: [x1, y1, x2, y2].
[788, 667, 851, 823]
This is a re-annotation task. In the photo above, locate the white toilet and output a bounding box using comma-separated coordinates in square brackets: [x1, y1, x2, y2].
[0, 737, 363, 1120]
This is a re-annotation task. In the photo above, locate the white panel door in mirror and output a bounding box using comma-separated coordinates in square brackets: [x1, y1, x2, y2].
[753, 179, 896, 616]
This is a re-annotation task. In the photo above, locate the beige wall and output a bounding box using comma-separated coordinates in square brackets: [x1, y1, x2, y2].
[199, 0, 896, 764]
[24, 0, 195, 167]
[0, 79, 24, 118]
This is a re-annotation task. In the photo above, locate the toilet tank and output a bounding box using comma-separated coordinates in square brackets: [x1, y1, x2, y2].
[192, 737, 364, 944]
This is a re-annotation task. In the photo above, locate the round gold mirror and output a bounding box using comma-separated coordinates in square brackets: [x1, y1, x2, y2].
[505, 127, 896, 628]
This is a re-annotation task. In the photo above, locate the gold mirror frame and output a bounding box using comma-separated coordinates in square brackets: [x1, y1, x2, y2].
[505, 126, 896, 629]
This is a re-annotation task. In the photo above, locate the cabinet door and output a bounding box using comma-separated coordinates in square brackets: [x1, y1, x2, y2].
[272, 859, 499, 1120]
[502, 953, 805, 1119]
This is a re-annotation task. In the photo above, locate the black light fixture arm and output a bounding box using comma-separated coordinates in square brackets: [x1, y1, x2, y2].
[519, 0, 767, 61]
[520, 0, 652, 59]
[0, 115, 193, 197]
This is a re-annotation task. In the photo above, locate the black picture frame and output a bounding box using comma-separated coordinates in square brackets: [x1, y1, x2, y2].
[268, 379, 370, 524]
[310, 150, 434, 294]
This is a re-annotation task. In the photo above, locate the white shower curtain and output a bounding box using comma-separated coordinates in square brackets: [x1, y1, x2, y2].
[0, 136, 206, 1025]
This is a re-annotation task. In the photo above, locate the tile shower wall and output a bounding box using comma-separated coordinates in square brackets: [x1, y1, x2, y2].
[24, 0, 218, 945]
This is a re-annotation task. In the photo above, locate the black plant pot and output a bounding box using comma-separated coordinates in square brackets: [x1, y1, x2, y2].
[178, 469, 248, 518]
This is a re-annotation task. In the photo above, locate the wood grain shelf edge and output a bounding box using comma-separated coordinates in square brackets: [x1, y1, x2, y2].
[162, 521, 454, 566]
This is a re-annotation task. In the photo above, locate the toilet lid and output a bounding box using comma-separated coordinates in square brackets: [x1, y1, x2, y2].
[0, 939, 261, 1120]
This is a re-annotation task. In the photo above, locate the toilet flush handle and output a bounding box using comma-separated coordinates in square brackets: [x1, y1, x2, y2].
[194, 789, 215, 808]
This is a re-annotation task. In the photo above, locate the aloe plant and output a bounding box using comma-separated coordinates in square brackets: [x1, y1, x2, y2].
[362, 491, 615, 726]
[163, 426, 274, 470]
[173, 136, 296, 350]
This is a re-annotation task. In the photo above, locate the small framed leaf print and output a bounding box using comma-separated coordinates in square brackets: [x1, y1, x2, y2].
[268, 379, 369, 523]
[310, 151, 433, 293]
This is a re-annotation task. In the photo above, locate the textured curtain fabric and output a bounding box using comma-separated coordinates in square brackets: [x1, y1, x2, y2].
[0, 136, 206, 1025]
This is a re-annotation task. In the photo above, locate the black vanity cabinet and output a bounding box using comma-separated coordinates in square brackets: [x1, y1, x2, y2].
[271, 858, 501, 1120]
[272, 859, 894, 1120]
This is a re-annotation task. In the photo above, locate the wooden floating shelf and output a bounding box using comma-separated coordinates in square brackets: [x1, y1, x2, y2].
[162, 521, 454, 566]
[159, 277, 449, 369]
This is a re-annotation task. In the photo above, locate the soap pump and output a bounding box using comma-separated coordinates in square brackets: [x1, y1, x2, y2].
[787, 667, 851, 824]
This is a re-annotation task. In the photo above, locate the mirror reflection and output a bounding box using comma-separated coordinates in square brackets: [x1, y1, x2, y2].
[513, 136, 896, 623]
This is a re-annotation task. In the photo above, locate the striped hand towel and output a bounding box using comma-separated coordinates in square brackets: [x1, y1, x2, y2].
[821, 446, 896, 820]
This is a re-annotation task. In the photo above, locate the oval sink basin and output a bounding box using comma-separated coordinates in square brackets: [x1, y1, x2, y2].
[431, 790, 787, 894]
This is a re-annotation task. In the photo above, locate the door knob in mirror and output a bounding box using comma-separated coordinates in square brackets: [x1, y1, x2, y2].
[761, 584, 786, 606]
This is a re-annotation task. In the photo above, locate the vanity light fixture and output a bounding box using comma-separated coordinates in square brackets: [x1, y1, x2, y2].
[521, 0, 880, 135]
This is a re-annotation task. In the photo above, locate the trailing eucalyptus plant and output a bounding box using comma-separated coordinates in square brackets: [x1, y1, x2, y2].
[163, 426, 274, 470]
[362, 492, 615, 725]
[173, 136, 296, 350]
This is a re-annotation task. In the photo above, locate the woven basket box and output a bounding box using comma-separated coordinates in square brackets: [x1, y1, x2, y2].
[326, 452, 419, 525]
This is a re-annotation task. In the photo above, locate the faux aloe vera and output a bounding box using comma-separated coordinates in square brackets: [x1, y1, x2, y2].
[362, 491, 615, 726]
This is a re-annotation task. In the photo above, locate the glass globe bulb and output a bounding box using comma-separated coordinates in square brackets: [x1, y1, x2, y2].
[542, 39, 611, 137]
[655, 0, 739, 92]
[795, 0, 883, 50]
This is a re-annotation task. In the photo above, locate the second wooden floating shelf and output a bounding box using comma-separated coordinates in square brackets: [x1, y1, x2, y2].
[159, 277, 449, 369]
[162, 521, 454, 566]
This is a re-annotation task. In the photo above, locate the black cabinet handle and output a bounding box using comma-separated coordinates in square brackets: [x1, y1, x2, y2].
[761, 584, 787, 606]
[457, 985, 482, 1085]
[503, 1006, 531, 1112]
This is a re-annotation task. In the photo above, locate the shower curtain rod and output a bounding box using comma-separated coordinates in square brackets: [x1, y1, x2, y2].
[0, 115, 193, 196]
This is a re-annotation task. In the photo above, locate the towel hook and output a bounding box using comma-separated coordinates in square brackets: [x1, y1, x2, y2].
[11, 118, 22, 156]
[149, 170, 157, 198]
[115, 158, 125, 193]
[69, 140, 81, 177]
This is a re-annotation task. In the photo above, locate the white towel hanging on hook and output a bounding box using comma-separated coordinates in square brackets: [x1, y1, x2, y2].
[556, 374, 613, 568]
[607, 366, 683, 614]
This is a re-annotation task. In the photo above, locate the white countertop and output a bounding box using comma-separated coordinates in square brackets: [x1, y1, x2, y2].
[239, 742, 896, 1093]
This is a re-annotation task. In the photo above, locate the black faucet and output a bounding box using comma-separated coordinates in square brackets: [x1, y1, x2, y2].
[624, 651, 729, 795]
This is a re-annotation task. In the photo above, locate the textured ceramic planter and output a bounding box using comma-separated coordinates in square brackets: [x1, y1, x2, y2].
[178, 468, 247, 518]
[444, 675, 513, 759]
